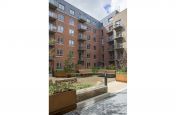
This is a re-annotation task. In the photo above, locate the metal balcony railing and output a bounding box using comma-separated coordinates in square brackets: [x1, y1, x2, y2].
[49, 24, 57, 32]
[115, 43, 124, 49]
[49, 11, 57, 19]
[78, 15, 87, 23]
[114, 24, 123, 31]
[49, 0, 58, 9]
[78, 34, 86, 41]
[78, 24, 87, 32]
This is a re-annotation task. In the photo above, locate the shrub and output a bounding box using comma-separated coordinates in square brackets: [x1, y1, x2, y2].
[49, 81, 75, 96]
[92, 67, 99, 74]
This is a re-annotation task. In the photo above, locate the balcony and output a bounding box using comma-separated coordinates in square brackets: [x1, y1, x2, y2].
[108, 36, 114, 43]
[78, 34, 86, 41]
[107, 28, 113, 35]
[115, 43, 124, 50]
[78, 46, 85, 51]
[108, 46, 114, 52]
[49, 11, 57, 22]
[49, 0, 58, 10]
[49, 24, 57, 34]
[114, 24, 123, 31]
[78, 16, 87, 23]
[78, 24, 87, 32]
[115, 33, 123, 39]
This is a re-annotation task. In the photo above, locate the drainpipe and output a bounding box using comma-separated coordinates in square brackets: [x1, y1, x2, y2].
[104, 71, 107, 86]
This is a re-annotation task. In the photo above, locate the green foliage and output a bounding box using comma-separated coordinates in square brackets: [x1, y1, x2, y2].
[117, 66, 127, 74]
[49, 81, 75, 96]
[92, 67, 99, 74]
[106, 65, 116, 70]
[64, 51, 75, 73]
[72, 83, 93, 90]
[49, 81, 93, 95]
[49, 39, 55, 45]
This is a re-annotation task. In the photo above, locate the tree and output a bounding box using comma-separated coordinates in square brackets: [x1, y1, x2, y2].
[64, 51, 74, 73]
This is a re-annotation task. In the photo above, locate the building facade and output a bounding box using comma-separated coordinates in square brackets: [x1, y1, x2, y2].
[49, 0, 127, 73]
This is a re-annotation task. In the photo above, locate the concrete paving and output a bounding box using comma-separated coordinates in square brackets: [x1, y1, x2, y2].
[64, 89, 127, 115]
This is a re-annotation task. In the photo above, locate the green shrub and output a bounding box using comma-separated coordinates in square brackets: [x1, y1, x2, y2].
[49, 81, 75, 96]
[92, 67, 99, 74]
[72, 83, 93, 90]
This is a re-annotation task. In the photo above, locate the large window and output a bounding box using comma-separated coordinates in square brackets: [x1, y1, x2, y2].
[69, 40, 74, 46]
[59, 3, 64, 10]
[58, 37, 64, 44]
[94, 46, 96, 50]
[56, 62, 62, 69]
[58, 14, 64, 22]
[57, 25, 64, 33]
[69, 29, 74, 36]
[69, 9, 75, 15]
[94, 55, 96, 59]
[57, 49, 63, 56]
[87, 35, 90, 40]
[87, 53, 90, 58]
[87, 44, 90, 49]
[69, 18, 74, 26]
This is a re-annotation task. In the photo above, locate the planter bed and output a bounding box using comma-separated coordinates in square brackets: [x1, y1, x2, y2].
[49, 90, 77, 115]
[76, 85, 107, 102]
[116, 73, 127, 83]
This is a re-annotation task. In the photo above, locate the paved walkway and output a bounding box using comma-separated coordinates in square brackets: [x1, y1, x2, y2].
[108, 81, 127, 94]
[65, 89, 127, 115]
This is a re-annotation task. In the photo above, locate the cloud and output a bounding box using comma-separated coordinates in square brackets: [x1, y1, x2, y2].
[64, 0, 126, 20]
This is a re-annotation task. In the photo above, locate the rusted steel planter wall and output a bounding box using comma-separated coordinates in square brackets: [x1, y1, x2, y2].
[116, 73, 127, 83]
[49, 90, 77, 115]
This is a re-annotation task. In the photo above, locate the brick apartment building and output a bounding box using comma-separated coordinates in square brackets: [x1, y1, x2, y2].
[49, 0, 127, 73]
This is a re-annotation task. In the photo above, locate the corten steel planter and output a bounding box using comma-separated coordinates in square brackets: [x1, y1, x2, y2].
[54, 71, 67, 78]
[49, 90, 77, 115]
[116, 73, 127, 83]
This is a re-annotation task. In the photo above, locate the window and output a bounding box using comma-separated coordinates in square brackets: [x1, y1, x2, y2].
[69, 40, 74, 46]
[87, 62, 90, 68]
[56, 62, 62, 69]
[69, 9, 75, 15]
[58, 37, 64, 44]
[69, 29, 74, 36]
[101, 39, 104, 44]
[108, 17, 113, 22]
[94, 63, 96, 67]
[87, 35, 90, 40]
[93, 29, 96, 33]
[59, 3, 64, 10]
[58, 14, 64, 21]
[57, 49, 63, 56]
[87, 53, 90, 58]
[69, 18, 74, 25]
[94, 55, 96, 59]
[57, 25, 64, 33]
[87, 44, 90, 49]
[69, 50, 74, 56]
[93, 37, 96, 42]
[94, 46, 96, 50]
[86, 18, 90, 23]
[101, 30, 104, 36]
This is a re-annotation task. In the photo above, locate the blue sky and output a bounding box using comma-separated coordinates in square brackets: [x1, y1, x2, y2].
[65, 0, 127, 20]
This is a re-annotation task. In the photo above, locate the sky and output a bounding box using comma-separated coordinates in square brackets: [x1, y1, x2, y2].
[65, 0, 127, 20]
